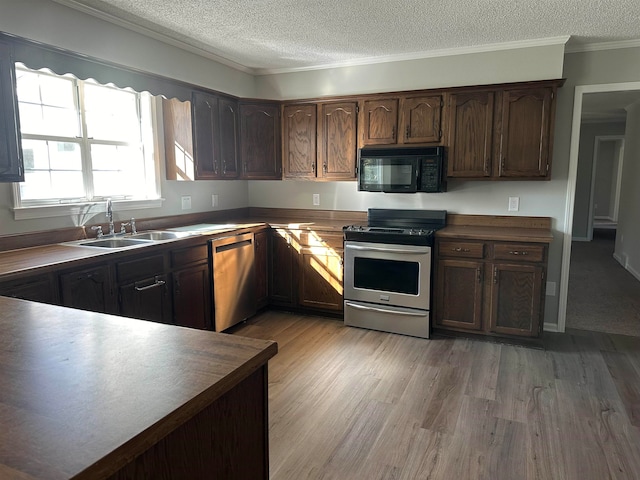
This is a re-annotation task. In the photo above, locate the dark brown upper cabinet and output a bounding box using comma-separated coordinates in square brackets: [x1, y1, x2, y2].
[240, 102, 281, 179]
[447, 91, 495, 178]
[361, 99, 398, 145]
[0, 40, 24, 183]
[360, 95, 443, 147]
[283, 104, 317, 178]
[318, 101, 358, 180]
[163, 98, 194, 181]
[191, 92, 239, 180]
[399, 95, 443, 144]
[494, 87, 554, 178]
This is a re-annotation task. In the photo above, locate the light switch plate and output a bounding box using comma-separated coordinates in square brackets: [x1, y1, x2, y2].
[508, 196, 519, 212]
[313, 193, 320, 206]
[212, 194, 219, 207]
[181, 195, 192, 210]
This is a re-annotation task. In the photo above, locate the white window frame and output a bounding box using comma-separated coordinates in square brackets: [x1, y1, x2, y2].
[12, 65, 163, 220]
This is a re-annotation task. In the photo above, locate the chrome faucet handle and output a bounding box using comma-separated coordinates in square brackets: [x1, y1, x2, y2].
[91, 226, 104, 238]
[130, 218, 137, 234]
[119, 223, 128, 235]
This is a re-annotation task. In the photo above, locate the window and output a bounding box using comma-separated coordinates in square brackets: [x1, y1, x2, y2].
[13, 64, 161, 217]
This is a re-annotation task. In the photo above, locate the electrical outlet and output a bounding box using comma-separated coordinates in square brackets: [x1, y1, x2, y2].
[181, 195, 191, 210]
[212, 194, 219, 207]
[313, 193, 320, 206]
[508, 196, 520, 212]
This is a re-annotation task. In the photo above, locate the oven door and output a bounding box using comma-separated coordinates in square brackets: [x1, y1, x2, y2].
[343, 241, 431, 311]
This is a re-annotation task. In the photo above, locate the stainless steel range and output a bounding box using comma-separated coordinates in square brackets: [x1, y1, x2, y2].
[343, 209, 447, 338]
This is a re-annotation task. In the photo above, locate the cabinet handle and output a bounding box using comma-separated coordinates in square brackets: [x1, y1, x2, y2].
[508, 251, 529, 256]
[391, 126, 396, 139]
[323, 163, 327, 175]
[501, 158, 506, 171]
[476, 267, 482, 283]
[493, 267, 498, 284]
[312, 162, 315, 173]
[405, 125, 410, 139]
[135, 276, 166, 292]
[484, 159, 489, 175]
[452, 247, 471, 253]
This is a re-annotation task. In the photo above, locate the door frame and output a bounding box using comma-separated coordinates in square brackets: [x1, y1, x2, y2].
[557, 81, 640, 333]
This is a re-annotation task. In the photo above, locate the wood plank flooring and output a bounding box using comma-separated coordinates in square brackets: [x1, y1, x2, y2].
[232, 311, 640, 480]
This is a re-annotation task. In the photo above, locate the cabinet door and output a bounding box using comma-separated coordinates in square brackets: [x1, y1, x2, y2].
[361, 99, 398, 145]
[269, 229, 295, 306]
[399, 95, 442, 144]
[489, 263, 543, 337]
[447, 91, 494, 178]
[254, 230, 269, 309]
[218, 97, 240, 178]
[495, 88, 553, 178]
[60, 265, 115, 314]
[120, 274, 172, 324]
[0, 274, 57, 304]
[435, 259, 484, 331]
[173, 264, 211, 330]
[163, 97, 194, 181]
[192, 92, 220, 179]
[318, 102, 357, 180]
[240, 103, 281, 179]
[298, 248, 343, 311]
[283, 104, 317, 178]
[0, 40, 23, 183]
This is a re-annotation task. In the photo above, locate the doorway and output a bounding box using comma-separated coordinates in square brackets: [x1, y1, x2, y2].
[588, 136, 625, 238]
[559, 83, 640, 334]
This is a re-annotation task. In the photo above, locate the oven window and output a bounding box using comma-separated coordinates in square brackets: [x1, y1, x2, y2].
[354, 257, 419, 295]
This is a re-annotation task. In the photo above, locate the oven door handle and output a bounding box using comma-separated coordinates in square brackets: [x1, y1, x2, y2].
[346, 245, 429, 255]
[345, 301, 427, 317]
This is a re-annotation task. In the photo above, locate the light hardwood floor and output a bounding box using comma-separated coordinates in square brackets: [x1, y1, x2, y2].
[233, 311, 640, 480]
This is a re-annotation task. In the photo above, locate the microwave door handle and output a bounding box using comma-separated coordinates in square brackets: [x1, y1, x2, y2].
[345, 302, 426, 317]
[347, 245, 427, 255]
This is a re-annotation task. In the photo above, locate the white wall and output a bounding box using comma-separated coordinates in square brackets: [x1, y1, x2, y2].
[593, 140, 615, 218]
[255, 44, 566, 100]
[615, 102, 640, 280]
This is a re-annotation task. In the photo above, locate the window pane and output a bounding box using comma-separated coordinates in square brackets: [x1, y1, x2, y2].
[84, 84, 141, 142]
[16, 68, 79, 137]
[20, 170, 84, 200]
[91, 144, 146, 197]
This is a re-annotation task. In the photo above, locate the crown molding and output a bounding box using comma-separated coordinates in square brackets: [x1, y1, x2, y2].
[50, 0, 254, 74]
[254, 36, 571, 76]
[565, 38, 640, 54]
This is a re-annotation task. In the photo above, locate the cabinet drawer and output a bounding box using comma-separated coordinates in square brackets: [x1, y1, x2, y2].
[297, 231, 344, 249]
[171, 244, 208, 267]
[439, 241, 485, 259]
[117, 254, 165, 284]
[493, 243, 545, 263]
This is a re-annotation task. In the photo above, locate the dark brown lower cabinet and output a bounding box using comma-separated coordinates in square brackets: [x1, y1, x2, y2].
[434, 238, 547, 339]
[120, 274, 172, 324]
[298, 248, 343, 311]
[269, 229, 296, 307]
[173, 264, 211, 330]
[435, 259, 483, 331]
[0, 273, 58, 304]
[59, 264, 116, 314]
[254, 230, 269, 309]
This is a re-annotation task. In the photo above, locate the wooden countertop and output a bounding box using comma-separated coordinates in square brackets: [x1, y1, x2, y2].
[436, 225, 554, 243]
[0, 296, 277, 479]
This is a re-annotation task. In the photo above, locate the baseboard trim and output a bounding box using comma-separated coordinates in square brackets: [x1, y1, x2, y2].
[572, 236, 589, 242]
[613, 253, 640, 282]
[544, 322, 559, 332]
[628, 264, 640, 282]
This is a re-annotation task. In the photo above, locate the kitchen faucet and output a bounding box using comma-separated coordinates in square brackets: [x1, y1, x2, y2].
[106, 198, 115, 236]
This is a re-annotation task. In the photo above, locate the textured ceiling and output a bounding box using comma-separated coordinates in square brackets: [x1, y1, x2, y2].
[55, 0, 640, 73]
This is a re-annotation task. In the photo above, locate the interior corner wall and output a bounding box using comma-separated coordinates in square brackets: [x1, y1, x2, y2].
[615, 102, 640, 280]
[572, 121, 626, 239]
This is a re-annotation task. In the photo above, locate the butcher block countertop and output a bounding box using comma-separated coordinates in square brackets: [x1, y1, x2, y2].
[0, 296, 277, 479]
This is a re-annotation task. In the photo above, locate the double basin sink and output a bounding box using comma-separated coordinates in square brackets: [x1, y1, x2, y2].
[66, 224, 241, 249]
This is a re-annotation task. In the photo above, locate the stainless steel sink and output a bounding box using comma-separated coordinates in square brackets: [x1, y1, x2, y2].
[78, 238, 153, 248]
[130, 231, 192, 241]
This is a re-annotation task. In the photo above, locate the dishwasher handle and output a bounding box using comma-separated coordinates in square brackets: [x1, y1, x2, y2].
[215, 238, 252, 253]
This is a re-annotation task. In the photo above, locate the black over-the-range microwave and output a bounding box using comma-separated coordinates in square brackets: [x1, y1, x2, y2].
[357, 146, 446, 193]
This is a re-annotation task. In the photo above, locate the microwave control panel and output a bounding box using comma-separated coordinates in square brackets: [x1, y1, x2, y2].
[419, 157, 444, 192]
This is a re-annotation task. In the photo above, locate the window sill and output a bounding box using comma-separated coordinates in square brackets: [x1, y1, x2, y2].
[13, 199, 165, 221]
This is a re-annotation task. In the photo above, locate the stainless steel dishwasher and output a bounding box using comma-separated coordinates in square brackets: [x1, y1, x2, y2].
[208, 232, 256, 332]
